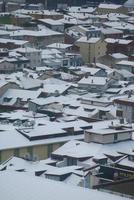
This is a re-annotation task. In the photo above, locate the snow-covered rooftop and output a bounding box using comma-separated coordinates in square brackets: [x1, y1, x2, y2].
[0, 171, 130, 200]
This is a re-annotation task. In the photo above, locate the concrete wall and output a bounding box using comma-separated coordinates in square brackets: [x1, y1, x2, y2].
[0, 83, 19, 98]
[0, 142, 64, 163]
[97, 6, 128, 15]
[85, 131, 132, 144]
[116, 103, 134, 123]
[76, 39, 107, 64]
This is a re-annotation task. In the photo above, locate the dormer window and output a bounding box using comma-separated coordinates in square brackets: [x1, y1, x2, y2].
[128, 155, 134, 161]
[3, 97, 12, 102]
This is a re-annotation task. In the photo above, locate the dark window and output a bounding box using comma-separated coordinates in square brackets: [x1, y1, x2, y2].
[114, 133, 118, 141]
[116, 110, 123, 117]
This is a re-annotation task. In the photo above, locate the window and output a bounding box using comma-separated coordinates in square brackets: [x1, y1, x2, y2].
[128, 155, 134, 161]
[114, 133, 118, 141]
[27, 147, 33, 158]
[14, 149, 19, 157]
[47, 144, 53, 157]
[3, 97, 12, 102]
[63, 60, 68, 66]
[116, 110, 123, 117]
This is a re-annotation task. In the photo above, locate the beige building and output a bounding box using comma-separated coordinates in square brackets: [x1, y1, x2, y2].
[0, 119, 90, 163]
[75, 37, 107, 64]
[97, 3, 128, 15]
[84, 124, 133, 144]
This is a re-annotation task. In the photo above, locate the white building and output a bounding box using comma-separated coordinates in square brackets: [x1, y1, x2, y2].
[124, 0, 134, 11]
[15, 47, 42, 69]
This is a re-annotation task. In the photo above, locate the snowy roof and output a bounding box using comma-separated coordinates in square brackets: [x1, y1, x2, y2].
[116, 60, 134, 67]
[117, 157, 134, 168]
[105, 38, 133, 45]
[52, 139, 134, 159]
[88, 126, 134, 135]
[111, 53, 128, 59]
[47, 43, 73, 49]
[0, 171, 129, 200]
[67, 6, 95, 14]
[0, 110, 46, 121]
[0, 80, 8, 88]
[77, 36, 101, 44]
[78, 76, 108, 86]
[0, 38, 28, 45]
[39, 18, 63, 25]
[116, 69, 134, 78]
[15, 47, 41, 53]
[95, 63, 111, 70]
[101, 28, 123, 35]
[43, 84, 71, 94]
[10, 28, 62, 38]
[18, 77, 43, 90]
[98, 4, 122, 9]
[124, 0, 134, 7]
[17, 119, 90, 139]
[0, 89, 41, 102]
[14, 9, 62, 16]
[103, 21, 134, 31]
[0, 156, 57, 172]
[0, 128, 84, 151]
[44, 165, 83, 176]
[78, 66, 101, 75]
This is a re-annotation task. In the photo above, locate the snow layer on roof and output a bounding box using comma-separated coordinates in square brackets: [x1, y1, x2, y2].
[19, 77, 43, 90]
[0, 38, 28, 45]
[39, 18, 63, 25]
[77, 36, 100, 43]
[47, 43, 72, 49]
[78, 76, 107, 85]
[0, 171, 130, 200]
[124, 0, 134, 7]
[52, 139, 134, 159]
[111, 53, 128, 59]
[10, 28, 62, 37]
[105, 38, 133, 45]
[0, 129, 84, 151]
[116, 60, 134, 66]
[0, 89, 40, 102]
[98, 3, 122, 9]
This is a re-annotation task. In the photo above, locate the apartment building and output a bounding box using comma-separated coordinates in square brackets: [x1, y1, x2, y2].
[76, 36, 107, 64]
[97, 3, 128, 15]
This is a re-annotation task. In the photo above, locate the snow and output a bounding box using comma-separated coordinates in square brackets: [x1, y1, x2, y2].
[0, 38, 28, 45]
[116, 60, 134, 67]
[10, 28, 63, 38]
[98, 4, 122, 9]
[47, 43, 72, 49]
[67, 6, 95, 14]
[103, 21, 134, 31]
[52, 139, 134, 160]
[77, 36, 100, 43]
[124, 0, 134, 7]
[64, 173, 82, 186]
[105, 38, 133, 45]
[0, 89, 41, 103]
[0, 171, 130, 200]
[39, 18, 63, 25]
[0, 129, 84, 151]
[111, 53, 128, 59]
[44, 165, 83, 176]
[117, 157, 134, 168]
[78, 76, 108, 86]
